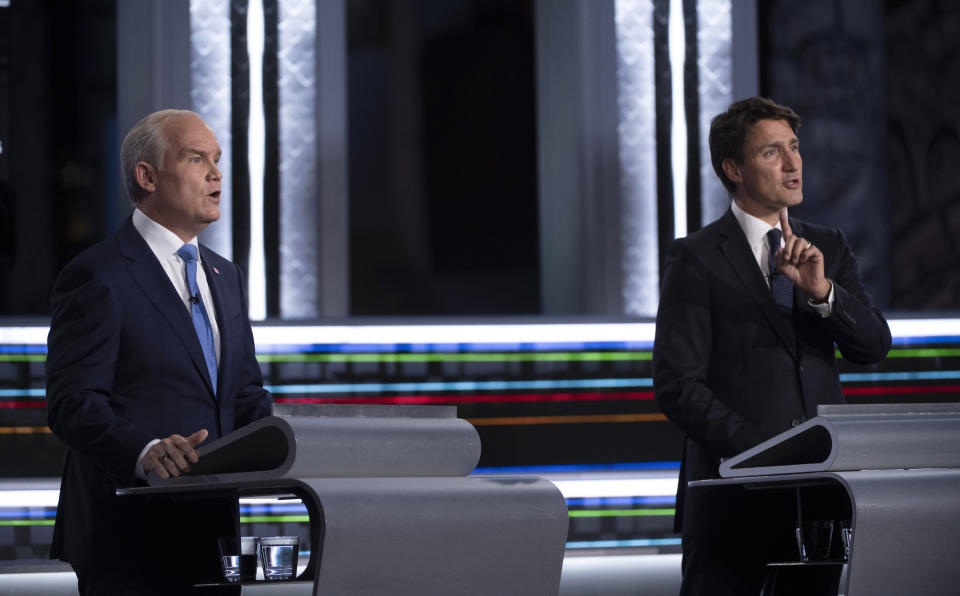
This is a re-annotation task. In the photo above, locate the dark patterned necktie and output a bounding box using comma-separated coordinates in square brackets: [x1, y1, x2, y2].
[177, 244, 218, 393]
[766, 228, 794, 309]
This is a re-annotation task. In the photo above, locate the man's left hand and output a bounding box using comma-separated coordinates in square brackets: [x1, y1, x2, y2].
[776, 209, 830, 301]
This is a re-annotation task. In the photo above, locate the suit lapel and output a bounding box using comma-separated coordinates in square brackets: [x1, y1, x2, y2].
[117, 218, 218, 399]
[716, 209, 798, 361]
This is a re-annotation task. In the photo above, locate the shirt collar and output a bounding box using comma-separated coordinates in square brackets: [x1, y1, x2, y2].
[132, 208, 200, 262]
[730, 200, 781, 249]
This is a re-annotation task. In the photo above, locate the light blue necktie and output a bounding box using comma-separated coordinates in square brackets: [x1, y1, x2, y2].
[177, 244, 218, 394]
[766, 228, 794, 310]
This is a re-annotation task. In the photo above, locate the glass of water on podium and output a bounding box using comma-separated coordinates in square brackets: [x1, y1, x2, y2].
[219, 536, 260, 583]
[260, 535, 300, 580]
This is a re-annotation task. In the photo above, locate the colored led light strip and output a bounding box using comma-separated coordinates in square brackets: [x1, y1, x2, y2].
[0, 520, 55, 526]
[468, 413, 667, 426]
[568, 508, 675, 518]
[844, 385, 960, 396]
[550, 478, 679, 499]
[241, 515, 309, 523]
[251, 323, 659, 346]
[258, 351, 652, 363]
[0, 389, 45, 397]
[566, 538, 682, 549]
[474, 462, 680, 474]
[12, 346, 960, 359]
[0, 327, 49, 345]
[886, 348, 960, 358]
[0, 477, 682, 509]
[888, 319, 960, 338]
[2, 319, 959, 347]
[255, 341, 656, 354]
[276, 391, 653, 406]
[266, 378, 653, 395]
[566, 496, 676, 506]
[839, 370, 960, 382]
[0, 491, 60, 507]
[240, 505, 308, 514]
[0, 426, 51, 434]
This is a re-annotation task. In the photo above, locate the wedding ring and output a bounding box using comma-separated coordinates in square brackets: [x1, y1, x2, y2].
[159, 455, 168, 465]
[806, 241, 812, 249]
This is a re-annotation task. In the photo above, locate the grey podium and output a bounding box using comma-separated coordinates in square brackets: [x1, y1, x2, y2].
[690, 403, 960, 596]
[119, 404, 569, 595]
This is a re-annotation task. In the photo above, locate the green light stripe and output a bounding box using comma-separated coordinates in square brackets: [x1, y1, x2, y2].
[568, 508, 675, 518]
[240, 515, 310, 523]
[886, 349, 960, 358]
[256, 352, 651, 364]
[837, 348, 960, 360]
[0, 520, 56, 526]
[0, 355, 46, 362]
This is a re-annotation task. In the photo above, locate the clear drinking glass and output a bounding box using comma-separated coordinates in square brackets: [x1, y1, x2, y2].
[259, 535, 300, 581]
[218, 537, 242, 583]
[218, 536, 260, 583]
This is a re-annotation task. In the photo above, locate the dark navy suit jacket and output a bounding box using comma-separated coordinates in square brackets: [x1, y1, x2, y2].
[653, 208, 890, 538]
[46, 216, 272, 573]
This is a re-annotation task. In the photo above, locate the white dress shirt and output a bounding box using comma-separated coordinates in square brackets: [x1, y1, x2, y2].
[131, 208, 222, 477]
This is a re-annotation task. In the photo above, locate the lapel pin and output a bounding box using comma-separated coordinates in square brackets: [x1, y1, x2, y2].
[213, 267, 220, 275]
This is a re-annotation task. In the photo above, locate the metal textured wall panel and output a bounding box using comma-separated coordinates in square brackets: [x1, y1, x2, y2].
[615, 0, 659, 317]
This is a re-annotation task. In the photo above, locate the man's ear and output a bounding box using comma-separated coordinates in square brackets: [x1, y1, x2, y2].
[134, 162, 157, 193]
[721, 158, 742, 185]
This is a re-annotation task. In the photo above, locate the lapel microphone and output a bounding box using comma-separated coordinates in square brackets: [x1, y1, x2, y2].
[189, 293, 201, 305]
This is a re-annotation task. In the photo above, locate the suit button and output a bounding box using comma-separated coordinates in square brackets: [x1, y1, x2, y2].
[791, 419, 801, 427]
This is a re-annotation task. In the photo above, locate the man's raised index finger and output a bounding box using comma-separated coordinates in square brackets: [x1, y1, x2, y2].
[779, 209, 793, 238]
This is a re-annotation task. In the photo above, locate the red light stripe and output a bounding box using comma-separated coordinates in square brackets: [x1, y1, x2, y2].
[468, 413, 667, 426]
[843, 385, 960, 396]
[275, 391, 654, 405]
[0, 402, 45, 409]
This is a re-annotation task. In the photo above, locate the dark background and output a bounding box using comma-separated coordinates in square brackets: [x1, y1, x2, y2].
[1, 0, 959, 317]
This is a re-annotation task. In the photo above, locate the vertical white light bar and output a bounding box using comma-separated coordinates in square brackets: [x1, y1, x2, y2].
[190, 0, 233, 259]
[278, 0, 319, 318]
[247, 0, 267, 320]
[614, 0, 659, 317]
[668, 0, 687, 239]
[696, 0, 733, 226]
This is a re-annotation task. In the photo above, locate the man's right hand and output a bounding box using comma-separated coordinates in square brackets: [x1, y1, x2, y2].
[143, 429, 208, 479]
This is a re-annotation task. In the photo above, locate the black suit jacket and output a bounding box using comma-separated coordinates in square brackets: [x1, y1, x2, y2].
[46, 216, 272, 574]
[653, 209, 890, 537]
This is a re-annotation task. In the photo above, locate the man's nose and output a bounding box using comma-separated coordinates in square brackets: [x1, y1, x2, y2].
[782, 150, 799, 171]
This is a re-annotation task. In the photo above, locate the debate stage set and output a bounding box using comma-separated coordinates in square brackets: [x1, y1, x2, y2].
[0, 316, 958, 594]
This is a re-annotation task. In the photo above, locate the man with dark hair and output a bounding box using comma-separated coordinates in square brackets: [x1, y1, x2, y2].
[46, 110, 273, 595]
[654, 97, 890, 594]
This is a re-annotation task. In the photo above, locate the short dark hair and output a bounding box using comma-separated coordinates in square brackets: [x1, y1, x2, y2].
[708, 97, 801, 194]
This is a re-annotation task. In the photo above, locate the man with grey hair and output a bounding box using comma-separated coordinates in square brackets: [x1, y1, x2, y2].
[46, 109, 272, 594]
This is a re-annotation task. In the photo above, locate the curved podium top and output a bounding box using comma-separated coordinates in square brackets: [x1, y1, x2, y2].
[719, 403, 960, 478]
[149, 404, 482, 485]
